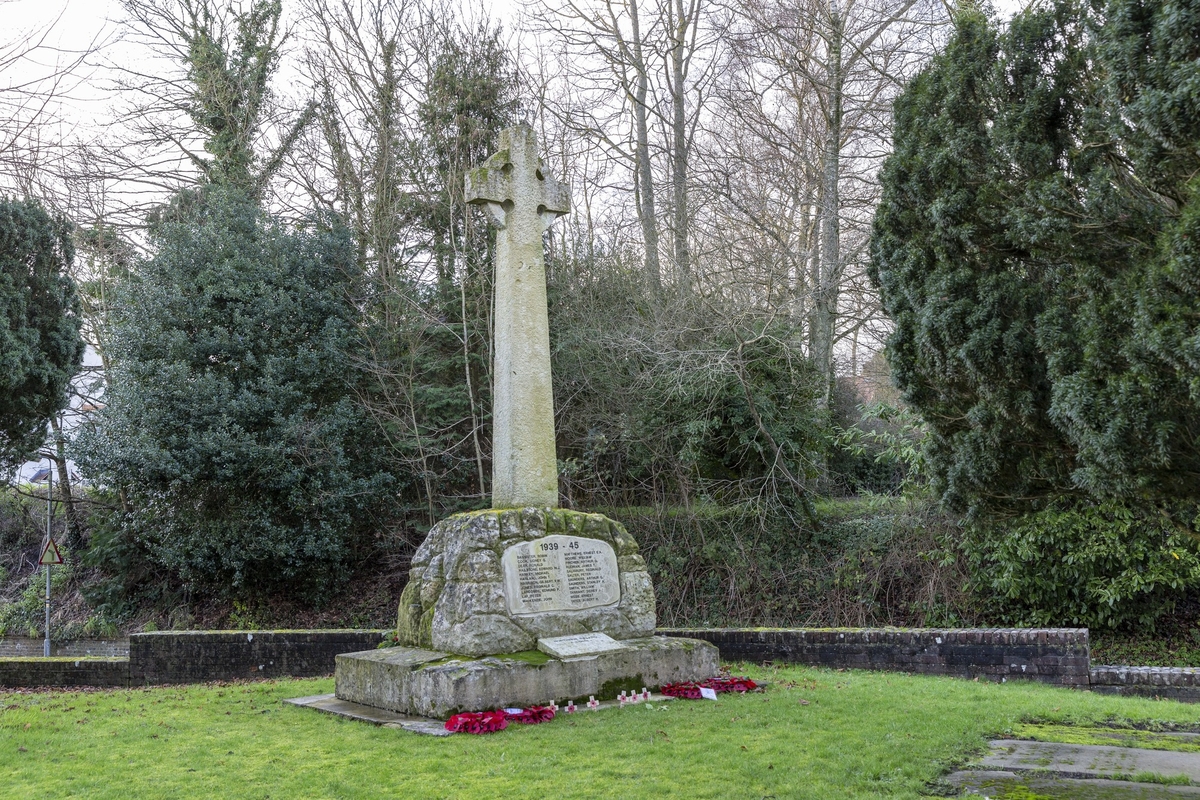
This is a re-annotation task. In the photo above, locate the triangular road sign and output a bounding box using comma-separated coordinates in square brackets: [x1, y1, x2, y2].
[38, 538, 63, 565]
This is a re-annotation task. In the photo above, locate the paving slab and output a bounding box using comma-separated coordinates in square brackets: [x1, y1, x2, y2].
[284, 693, 454, 736]
[285, 691, 678, 736]
[948, 769, 1200, 799]
[979, 740, 1200, 782]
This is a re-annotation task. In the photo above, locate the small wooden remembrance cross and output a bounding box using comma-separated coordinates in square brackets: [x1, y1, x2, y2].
[466, 125, 570, 509]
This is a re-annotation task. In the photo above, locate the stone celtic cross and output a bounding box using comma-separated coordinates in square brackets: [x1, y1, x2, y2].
[465, 125, 570, 508]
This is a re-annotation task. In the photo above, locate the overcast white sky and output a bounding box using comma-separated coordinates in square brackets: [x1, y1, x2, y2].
[2, 0, 1027, 482]
[5, 0, 1026, 94]
[2, 0, 527, 157]
[3, 0, 1030, 144]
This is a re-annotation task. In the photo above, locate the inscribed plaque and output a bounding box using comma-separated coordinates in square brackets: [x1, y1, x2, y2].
[501, 535, 620, 615]
[537, 632, 630, 659]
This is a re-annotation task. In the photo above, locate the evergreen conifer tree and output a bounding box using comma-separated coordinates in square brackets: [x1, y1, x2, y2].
[0, 197, 83, 475]
[871, 0, 1200, 516]
[76, 189, 392, 599]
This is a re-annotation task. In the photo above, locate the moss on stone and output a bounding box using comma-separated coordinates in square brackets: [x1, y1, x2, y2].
[496, 650, 552, 667]
[395, 581, 422, 646]
[416, 656, 464, 670]
[599, 674, 646, 700]
[418, 609, 435, 649]
[1012, 724, 1200, 754]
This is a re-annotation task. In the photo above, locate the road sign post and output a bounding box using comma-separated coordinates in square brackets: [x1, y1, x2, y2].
[40, 463, 58, 657]
[39, 536, 62, 657]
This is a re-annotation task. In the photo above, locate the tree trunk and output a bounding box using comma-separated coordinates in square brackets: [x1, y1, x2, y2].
[49, 416, 82, 551]
[812, 0, 843, 408]
[669, 0, 692, 293]
[630, 0, 662, 293]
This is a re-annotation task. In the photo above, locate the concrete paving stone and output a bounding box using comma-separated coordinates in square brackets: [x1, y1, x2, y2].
[979, 739, 1200, 782]
[285, 690, 678, 736]
[947, 769, 1200, 798]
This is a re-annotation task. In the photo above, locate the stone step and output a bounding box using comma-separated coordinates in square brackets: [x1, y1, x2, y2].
[978, 740, 1200, 782]
[285, 690, 679, 736]
[948, 769, 1200, 798]
[284, 693, 452, 736]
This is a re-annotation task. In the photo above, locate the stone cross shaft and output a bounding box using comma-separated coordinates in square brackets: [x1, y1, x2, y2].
[465, 125, 570, 509]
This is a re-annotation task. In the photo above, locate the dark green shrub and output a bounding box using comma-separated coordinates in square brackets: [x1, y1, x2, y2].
[0, 196, 83, 473]
[964, 502, 1200, 630]
[74, 190, 395, 603]
[871, 0, 1200, 516]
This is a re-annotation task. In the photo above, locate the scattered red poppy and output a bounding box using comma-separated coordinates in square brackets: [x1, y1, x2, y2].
[444, 709, 509, 734]
[503, 706, 556, 724]
[660, 676, 758, 698]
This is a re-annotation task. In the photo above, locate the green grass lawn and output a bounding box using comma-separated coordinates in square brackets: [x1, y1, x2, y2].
[3, 664, 1200, 799]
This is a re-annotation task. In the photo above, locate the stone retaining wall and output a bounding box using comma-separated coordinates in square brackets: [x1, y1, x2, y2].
[0, 657, 131, 688]
[128, 630, 388, 684]
[0, 630, 387, 689]
[659, 628, 1092, 686]
[1089, 665, 1200, 702]
[0, 637, 129, 657]
[3, 628, 1198, 700]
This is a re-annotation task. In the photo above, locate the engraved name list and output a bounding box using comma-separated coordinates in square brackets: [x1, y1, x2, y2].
[501, 535, 620, 615]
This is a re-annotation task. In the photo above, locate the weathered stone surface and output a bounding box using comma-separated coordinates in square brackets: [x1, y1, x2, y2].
[946, 738, 1200, 798]
[397, 509, 656, 657]
[501, 535, 619, 615]
[948, 770, 1200, 798]
[979, 740, 1200, 782]
[285, 694, 456, 736]
[335, 636, 718, 718]
[465, 125, 569, 509]
[537, 632, 629, 659]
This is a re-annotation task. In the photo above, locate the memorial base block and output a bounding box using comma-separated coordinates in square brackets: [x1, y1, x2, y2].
[334, 636, 719, 719]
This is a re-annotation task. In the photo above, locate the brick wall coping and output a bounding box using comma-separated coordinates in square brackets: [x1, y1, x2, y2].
[660, 627, 1088, 643]
[128, 628, 379, 638]
[1090, 665, 1200, 687]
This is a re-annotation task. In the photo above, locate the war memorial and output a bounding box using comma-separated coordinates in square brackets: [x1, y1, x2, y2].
[331, 125, 718, 720]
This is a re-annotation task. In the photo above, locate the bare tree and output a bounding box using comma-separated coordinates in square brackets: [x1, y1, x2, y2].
[703, 0, 948, 399]
[92, 0, 312, 218]
[0, 1, 106, 199]
[531, 0, 720, 294]
[292, 0, 522, 522]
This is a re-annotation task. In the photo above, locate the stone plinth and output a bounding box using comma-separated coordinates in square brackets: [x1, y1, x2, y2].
[334, 636, 718, 718]
[396, 508, 656, 657]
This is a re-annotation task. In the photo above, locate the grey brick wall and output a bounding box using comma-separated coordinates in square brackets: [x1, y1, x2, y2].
[0, 657, 131, 688]
[658, 627, 1092, 686]
[1088, 665, 1200, 701]
[128, 630, 388, 684]
[6, 628, 1197, 700]
[0, 638, 129, 657]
